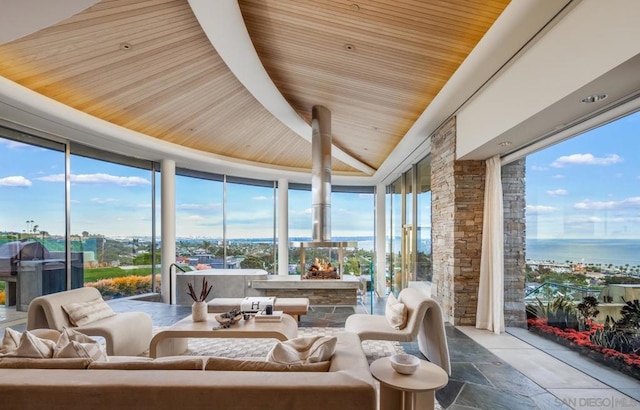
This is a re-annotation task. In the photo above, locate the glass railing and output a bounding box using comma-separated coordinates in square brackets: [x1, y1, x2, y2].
[525, 282, 600, 303]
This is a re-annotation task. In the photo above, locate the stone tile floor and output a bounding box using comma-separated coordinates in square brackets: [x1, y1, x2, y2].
[2, 295, 639, 409]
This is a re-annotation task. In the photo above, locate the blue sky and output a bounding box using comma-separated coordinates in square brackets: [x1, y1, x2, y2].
[526, 110, 640, 239]
[0, 139, 374, 239]
[1, 109, 637, 240]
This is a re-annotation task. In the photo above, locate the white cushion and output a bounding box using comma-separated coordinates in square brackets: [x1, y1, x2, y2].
[62, 298, 116, 326]
[385, 293, 408, 330]
[15, 331, 56, 358]
[0, 328, 22, 354]
[54, 327, 107, 362]
[267, 336, 337, 365]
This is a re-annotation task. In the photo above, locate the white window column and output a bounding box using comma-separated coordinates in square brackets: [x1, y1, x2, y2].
[375, 183, 386, 297]
[278, 178, 289, 275]
[161, 159, 176, 303]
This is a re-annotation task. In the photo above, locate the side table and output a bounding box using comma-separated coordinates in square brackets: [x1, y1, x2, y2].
[370, 357, 448, 410]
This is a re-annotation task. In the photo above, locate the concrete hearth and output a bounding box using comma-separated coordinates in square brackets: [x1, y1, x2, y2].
[175, 269, 359, 306]
[252, 275, 359, 305]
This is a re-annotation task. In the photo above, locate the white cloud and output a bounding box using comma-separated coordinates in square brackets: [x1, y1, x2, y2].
[551, 153, 622, 168]
[178, 203, 221, 211]
[90, 197, 117, 204]
[526, 205, 557, 214]
[546, 189, 568, 196]
[37, 173, 150, 186]
[0, 176, 32, 187]
[252, 195, 270, 201]
[574, 197, 640, 210]
[531, 165, 548, 171]
[552, 174, 564, 179]
[567, 216, 603, 223]
[184, 215, 205, 221]
[291, 208, 313, 216]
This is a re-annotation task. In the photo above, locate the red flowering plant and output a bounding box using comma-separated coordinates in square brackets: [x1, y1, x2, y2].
[527, 296, 640, 379]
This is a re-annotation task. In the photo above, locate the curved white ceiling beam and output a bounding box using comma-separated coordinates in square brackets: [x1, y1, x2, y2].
[187, 0, 375, 175]
[0, 0, 100, 44]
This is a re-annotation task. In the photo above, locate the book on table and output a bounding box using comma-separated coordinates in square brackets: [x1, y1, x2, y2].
[241, 296, 277, 313]
[254, 310, 283, 322]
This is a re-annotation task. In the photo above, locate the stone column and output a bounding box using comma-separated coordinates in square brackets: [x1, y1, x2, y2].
[431, 117, 485, 325]
[502, 159, 527, 327]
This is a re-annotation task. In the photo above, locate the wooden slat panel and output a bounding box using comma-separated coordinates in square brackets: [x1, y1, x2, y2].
[0, 0, 509, 175]
[240, 0, 510, 168]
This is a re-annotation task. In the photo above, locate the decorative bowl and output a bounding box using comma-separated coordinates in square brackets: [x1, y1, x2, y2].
[389, 354, 420, 375]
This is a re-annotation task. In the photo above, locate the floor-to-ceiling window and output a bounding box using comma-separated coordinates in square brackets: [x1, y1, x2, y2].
[525, 109, 640, 293]
[69, 148, 155, 297]
[287, 186, 375, 276]
[416, 156, 432, 282]
[174, 172, 223, 270]
[0, 129, 66, 306]
[386, 156, 432, 294]
[388, 178, 403, 294]
[226, 178, 276, 273]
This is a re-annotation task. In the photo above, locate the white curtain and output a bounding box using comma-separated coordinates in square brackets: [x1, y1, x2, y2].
[476, 155, 505, 334]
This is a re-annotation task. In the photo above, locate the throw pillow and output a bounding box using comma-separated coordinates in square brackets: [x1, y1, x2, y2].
[205, 357, 331, 372]
[266, 335, 337, 365]
[385, 293, 408, 330]
[54, 327, 108, 362]
[61, 298, 116, 326]
[0, 328, 22, 354]
[14, 330, 56, 358]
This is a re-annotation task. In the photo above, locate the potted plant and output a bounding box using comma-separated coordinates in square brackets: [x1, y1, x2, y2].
[187, 277, 212, 322]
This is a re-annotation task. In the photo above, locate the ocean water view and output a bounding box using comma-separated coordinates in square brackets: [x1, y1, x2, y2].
[526, 239, 640, 267]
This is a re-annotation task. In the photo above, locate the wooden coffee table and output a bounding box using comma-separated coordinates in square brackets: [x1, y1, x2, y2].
[370, 357, 448, 410]
[149, 313, 298, 358]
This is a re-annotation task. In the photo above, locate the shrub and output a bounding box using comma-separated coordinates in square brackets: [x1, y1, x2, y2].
[86, 275, 161, 300]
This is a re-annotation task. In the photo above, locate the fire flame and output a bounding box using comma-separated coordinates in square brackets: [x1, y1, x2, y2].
[313, 257, 333, 271]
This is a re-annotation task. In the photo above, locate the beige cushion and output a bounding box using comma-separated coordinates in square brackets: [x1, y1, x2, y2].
[267, 336, 337, 365]
[205, 357, 331, 372]
[88, 356, 204, 370]
[0, 328, 22, 354]
[0, 357, 92, 369]
[14, 330, 56, 358]
[54, 327, 107, 362]
[62, 298, 116, 326]
[385, 293, 408, 330]
[29, 328, 62, 342]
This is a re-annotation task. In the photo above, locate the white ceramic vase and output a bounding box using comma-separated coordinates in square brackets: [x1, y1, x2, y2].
[192, 301, 208, 322]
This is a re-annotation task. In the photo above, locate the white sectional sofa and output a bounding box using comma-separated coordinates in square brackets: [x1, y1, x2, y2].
[0, 331, 376, 410]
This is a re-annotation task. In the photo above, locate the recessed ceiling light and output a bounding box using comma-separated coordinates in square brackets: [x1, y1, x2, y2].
[498, 141, 512, 147]
[581, 93, 608, 104]
[344, 44, 356, 51]
[119, 43, 133, 50]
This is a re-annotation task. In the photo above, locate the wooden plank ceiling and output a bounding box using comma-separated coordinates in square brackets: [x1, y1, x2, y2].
[0, 0, 510, 176]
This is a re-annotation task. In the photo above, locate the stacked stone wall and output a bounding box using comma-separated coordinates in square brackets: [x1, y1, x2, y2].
[502, 159, 527, 327]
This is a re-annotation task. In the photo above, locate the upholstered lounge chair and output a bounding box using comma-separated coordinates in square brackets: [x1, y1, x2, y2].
[27, 287, 153, 356]
[345, 287, 451, 374]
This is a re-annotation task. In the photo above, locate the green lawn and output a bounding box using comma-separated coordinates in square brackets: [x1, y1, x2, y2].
[83, 267, 155, 283]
